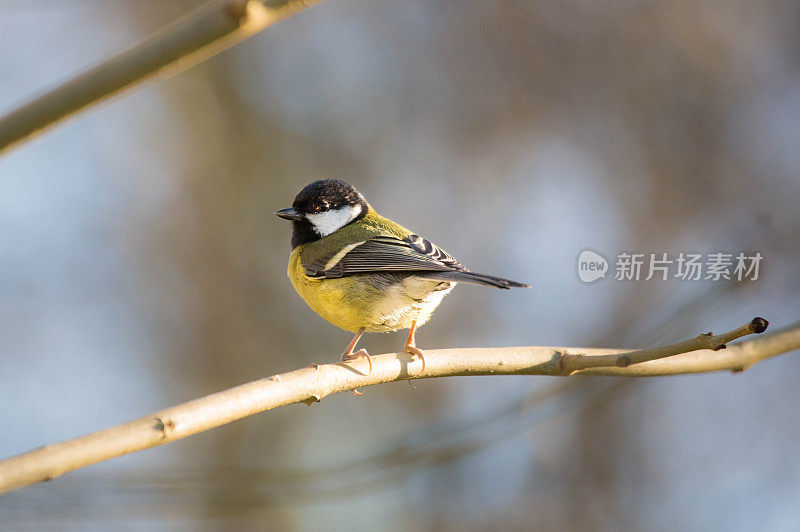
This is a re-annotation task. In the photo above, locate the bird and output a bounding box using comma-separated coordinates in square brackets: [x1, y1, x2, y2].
[275, 179, 529, 378]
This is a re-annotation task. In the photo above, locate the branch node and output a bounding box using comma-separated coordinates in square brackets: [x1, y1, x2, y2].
[751, 317, 769, 334]
[554, 351, 568, 376]
[303, 394, 321, 406]
[616, 355, 631, 367]
[714, 344, 727, 351]
[225, 0, 257, 25]
[153, 417, 176, 438]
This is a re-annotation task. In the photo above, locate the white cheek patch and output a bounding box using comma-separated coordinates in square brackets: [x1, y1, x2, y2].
[306, 205, 362, 237]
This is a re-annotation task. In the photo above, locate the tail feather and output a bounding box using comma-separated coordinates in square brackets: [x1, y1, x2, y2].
[425, 270, 530, 289]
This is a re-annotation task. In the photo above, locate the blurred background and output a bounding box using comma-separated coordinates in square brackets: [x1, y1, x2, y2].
[1, 0, 800, 529]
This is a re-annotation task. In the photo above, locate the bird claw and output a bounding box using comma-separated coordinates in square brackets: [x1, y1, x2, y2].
[340, 348, 372, 374]
[403, 345, 426, 373]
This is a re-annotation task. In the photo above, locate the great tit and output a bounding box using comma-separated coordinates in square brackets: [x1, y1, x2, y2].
[276, 179, 529, 373]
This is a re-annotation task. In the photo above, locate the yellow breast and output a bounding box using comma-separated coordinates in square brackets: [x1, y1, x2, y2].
[287, 247, 453, 333]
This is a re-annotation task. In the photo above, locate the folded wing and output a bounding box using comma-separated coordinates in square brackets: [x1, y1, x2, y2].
[303, 234, 529, 289]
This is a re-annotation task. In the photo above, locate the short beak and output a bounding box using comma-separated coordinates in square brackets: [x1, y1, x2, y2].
[275, 207, 303, 221]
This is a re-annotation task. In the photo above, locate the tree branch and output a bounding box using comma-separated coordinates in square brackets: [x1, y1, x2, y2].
[559, 316, 769, 374]
[0, 0, 326, 157]
[1, 317, 797, 494]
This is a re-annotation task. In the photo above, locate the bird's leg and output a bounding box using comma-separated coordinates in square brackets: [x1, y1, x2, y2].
[403, 320, 426, 373]
[340, 327, 372, 374]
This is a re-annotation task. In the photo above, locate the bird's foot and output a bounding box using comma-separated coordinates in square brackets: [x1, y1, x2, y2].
[403, 345, 426, 373]
[340, 348, 372, 374]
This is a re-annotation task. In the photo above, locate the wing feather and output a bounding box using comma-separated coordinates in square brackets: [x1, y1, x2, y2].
[302, 233, 530, 289]
[303, 234, 465, 279]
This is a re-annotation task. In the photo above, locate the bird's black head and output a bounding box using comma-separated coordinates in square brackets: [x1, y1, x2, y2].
[275, 179, 369, 248]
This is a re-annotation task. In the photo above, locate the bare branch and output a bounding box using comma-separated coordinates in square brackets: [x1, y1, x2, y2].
[0, 0, 326, 157]
[559, 317, 769, 374]
[1, 317, 797, 494]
